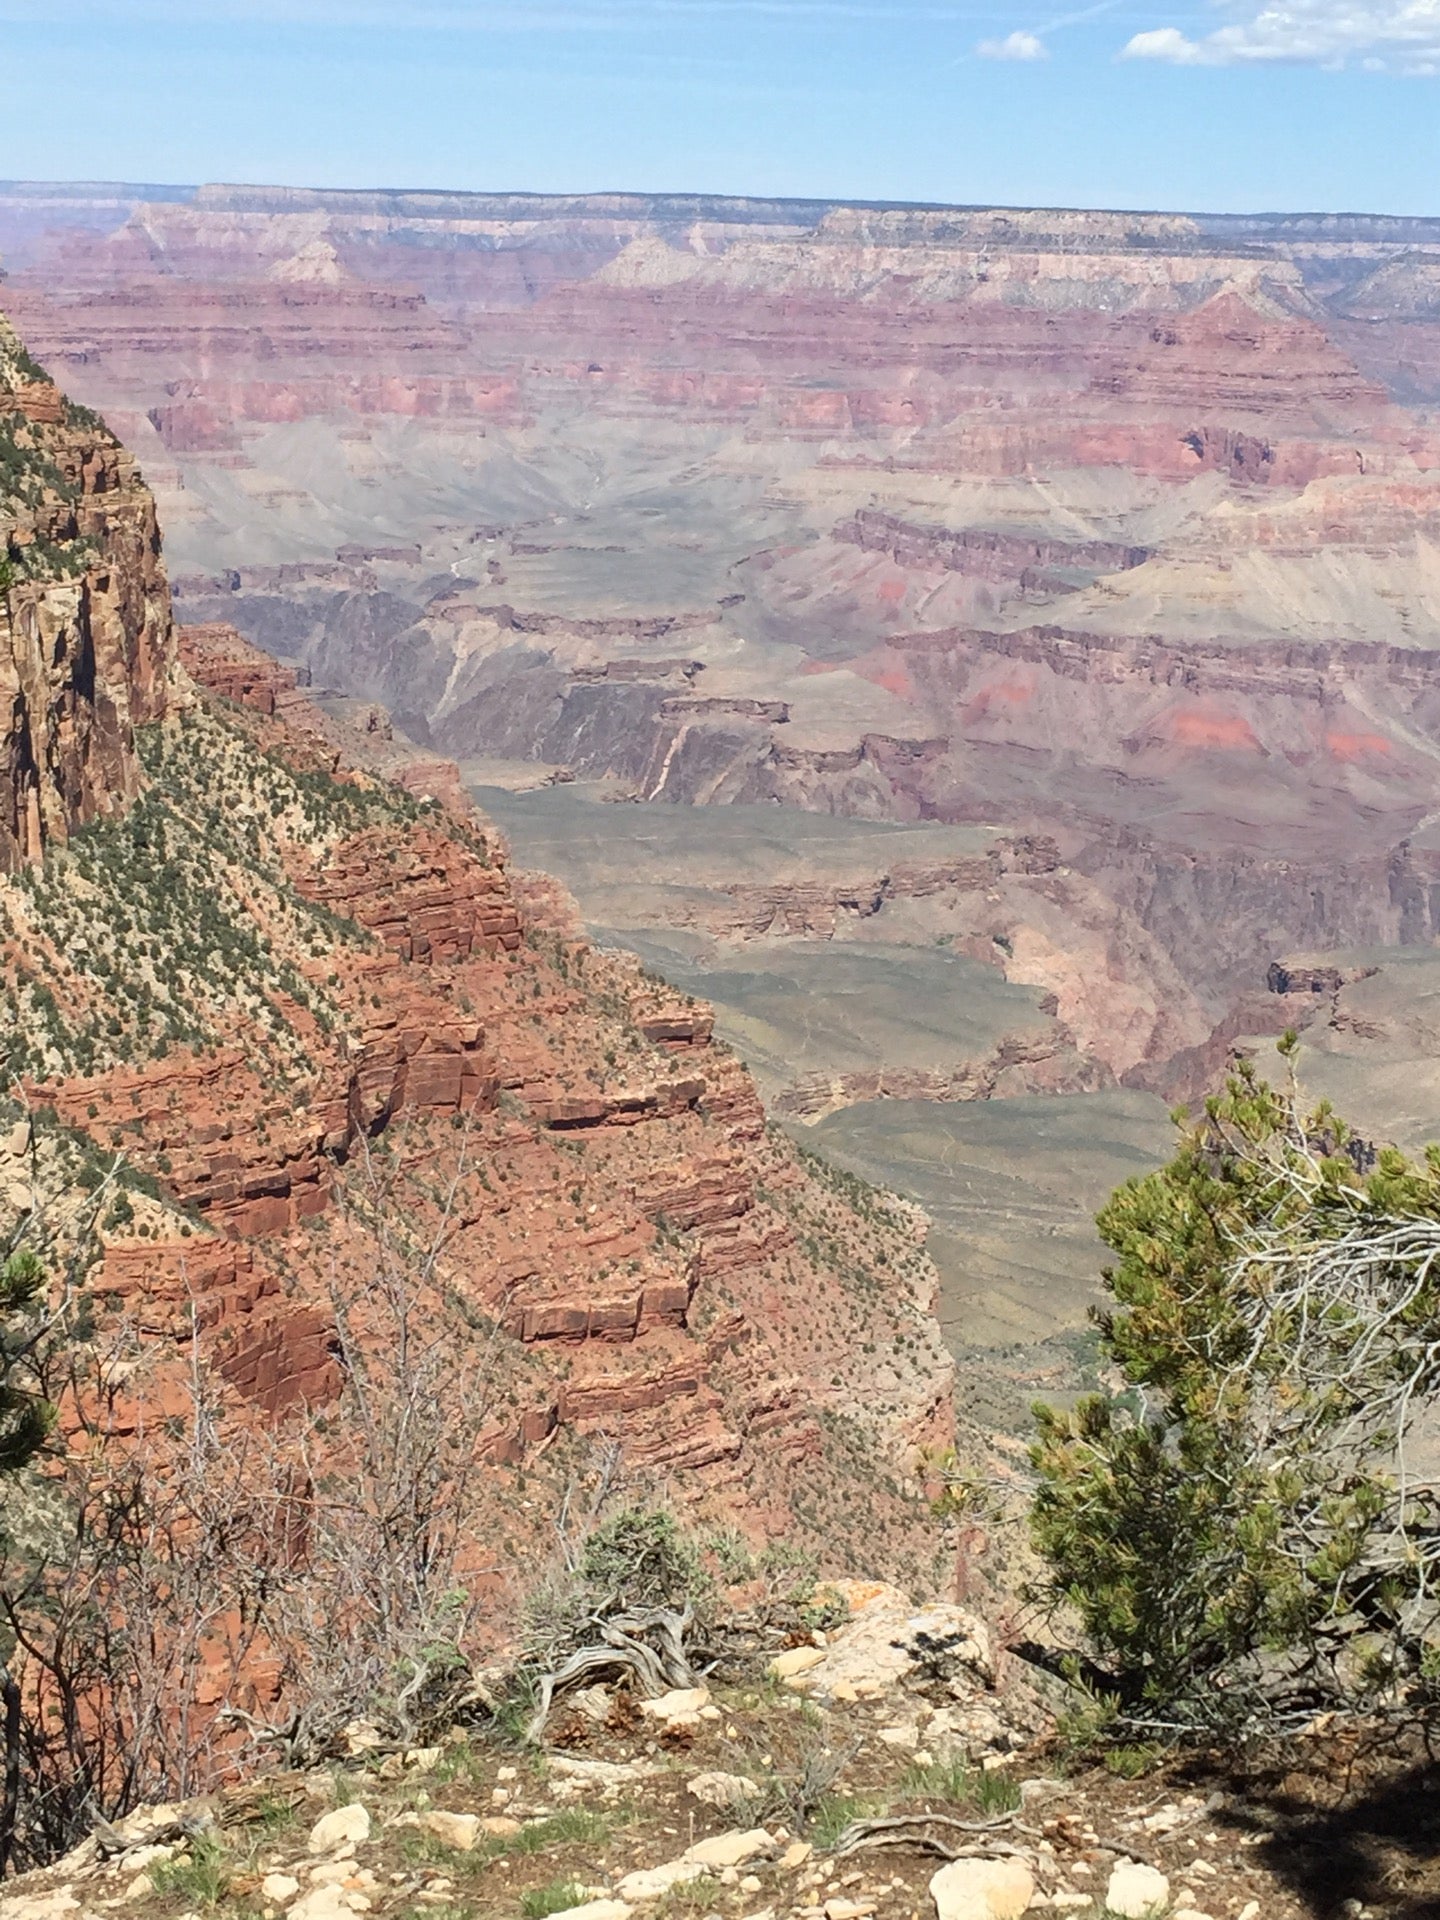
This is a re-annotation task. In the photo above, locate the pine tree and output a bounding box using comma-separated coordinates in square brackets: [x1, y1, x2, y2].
[1031, 1051, 1440, 1737]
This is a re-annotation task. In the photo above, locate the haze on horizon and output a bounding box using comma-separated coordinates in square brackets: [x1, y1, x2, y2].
[1, 0, 1437, 220]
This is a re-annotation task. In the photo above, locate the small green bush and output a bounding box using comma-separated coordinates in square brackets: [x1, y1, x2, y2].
[1031, 1053, 1440, 1736]
[520, 1885, 587, 1919]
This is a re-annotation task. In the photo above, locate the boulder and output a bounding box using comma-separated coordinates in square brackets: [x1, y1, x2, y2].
[811, 1597, 993, 1701]
[306, 1804, 372, 1854]
[1105, 1862, 1170, 1918]
[929, 1858, 1035, 1920]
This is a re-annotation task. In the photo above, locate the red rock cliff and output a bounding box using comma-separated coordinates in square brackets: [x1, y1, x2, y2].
[0, 312, 173, 868]
[0, 316, 955, 1590]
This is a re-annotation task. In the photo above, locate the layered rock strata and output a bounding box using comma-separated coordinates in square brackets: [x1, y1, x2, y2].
[0, 321, 954, 1579]
[14, 188, 1440, 1142]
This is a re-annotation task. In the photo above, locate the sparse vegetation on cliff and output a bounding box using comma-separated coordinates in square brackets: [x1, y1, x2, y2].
[0, 702, 442, 1079]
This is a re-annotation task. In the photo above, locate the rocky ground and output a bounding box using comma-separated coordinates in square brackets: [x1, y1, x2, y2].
[2, 1582, 1434, 1920]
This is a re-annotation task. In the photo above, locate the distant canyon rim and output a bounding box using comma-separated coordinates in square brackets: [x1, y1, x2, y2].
[9, 180, 1440, 1348]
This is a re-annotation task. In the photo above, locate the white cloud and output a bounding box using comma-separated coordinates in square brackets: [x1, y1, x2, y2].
[976, 26, 1049, 54]
[1120, 0, 1440, 70]
[1122, 22, 1207, 56]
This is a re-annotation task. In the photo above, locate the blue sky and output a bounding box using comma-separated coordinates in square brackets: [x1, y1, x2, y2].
[1, 0, 1436, 215]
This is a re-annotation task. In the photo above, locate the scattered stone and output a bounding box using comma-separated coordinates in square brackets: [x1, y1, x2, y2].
[569, 1685, 614, 1723]
[1172, 1910, 1215, 1920]
[930, 1857, 1036, 1920]
[480, 1816, 522, 1837]
[120, 1844, 176, 1873]
[109, 1802, 200, 1848]
[780, 1841, 815, 1871]
[260, 1875, 300, 1903]
[685, 1828, 775, 1869]
[1104, 1863, 1170, 1918]
[616, 1859, 708, 1900]
[0, 1900, 80, 1920]
[307, 1805, 372, 1855]
[1020, 1780, 1068, 1804]
[825, 1900, 876, 1918]
[639, 1686, 712, 1725]
[1141, 1806, 1184, 1834]
[288, 1886, 370, 1920]
[122, 1874, 154, 1902]
[547, 1904, 633, 1920]
[550, 1756, 659, 1788]
[309, 1861, 366, 1887]
[416, 1812, 480, 1852]
[1051, 1896, 1092, 1911]
[769, 1647, 826, 1681]
[686, 1770, 762, 1812]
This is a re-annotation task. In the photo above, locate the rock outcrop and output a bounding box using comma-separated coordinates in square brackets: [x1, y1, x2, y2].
[0, 313, 173, 866]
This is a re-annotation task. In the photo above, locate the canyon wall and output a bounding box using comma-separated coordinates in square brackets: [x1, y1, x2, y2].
[9, 185, 1440, 1151]
[0, 317, 955, 1597]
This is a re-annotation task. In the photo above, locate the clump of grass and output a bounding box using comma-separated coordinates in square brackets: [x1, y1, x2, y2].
[399, 1830, 464, 1869]
[481, 1806, 613, 1866]
[903, 1754, 1021, 1815]
[430, 1735, 487, 1787]
[245, 1790, 304, 1836]
[151, 1835, 231, 1908]
[520, 1881, 587, 1918]
[328, 1767, 362, 1807]
[1103, 1744, 1161, 1780]
[809, 1793, 876, 1850]
[659, 1877, 720, 1911]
